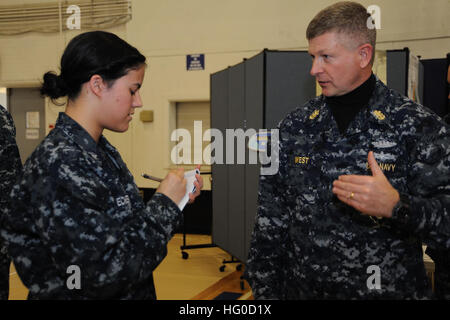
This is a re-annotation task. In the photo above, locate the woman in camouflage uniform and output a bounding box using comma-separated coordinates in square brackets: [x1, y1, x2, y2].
[1, 31, 202, 299]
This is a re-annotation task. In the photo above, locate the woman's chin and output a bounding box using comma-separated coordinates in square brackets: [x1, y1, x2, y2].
[107, 123, 129, 133]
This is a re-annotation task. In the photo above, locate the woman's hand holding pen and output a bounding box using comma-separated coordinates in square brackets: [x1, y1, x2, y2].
[156, 168, 186, 205]
[155, 165, 204, 207]
[188, 165, 203, 203]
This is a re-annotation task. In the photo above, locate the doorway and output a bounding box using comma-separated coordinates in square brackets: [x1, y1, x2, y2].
[8, 87, 46, 164]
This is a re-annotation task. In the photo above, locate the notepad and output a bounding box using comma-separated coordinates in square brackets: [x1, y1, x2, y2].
[178, 168, 200, 211]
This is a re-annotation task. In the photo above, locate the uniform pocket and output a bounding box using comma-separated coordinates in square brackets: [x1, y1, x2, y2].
[369, 137, 403, 179]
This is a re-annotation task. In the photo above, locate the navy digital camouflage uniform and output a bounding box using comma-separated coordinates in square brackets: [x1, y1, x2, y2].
[0, 106, 22, 300]
[425, 111, 450, 299]
[0, 112, 182, 299]
[245, 77, 450, 299]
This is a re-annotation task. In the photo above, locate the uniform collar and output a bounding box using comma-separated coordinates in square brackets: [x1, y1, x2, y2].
[305, 77, 394, 137]
[55, 112, 115, 163]
[363, 77, 395, 130]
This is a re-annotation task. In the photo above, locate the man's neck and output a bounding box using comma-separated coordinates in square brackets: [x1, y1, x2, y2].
[326, 73, 376, 134]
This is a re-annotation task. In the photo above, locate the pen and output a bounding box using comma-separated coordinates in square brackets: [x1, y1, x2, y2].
[141, 173, 163, 182]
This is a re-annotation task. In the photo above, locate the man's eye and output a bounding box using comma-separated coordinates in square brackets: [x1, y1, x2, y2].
[130, 90, 136, 95]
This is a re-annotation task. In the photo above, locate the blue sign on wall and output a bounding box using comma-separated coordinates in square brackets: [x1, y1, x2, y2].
[187, 54, 205, 71]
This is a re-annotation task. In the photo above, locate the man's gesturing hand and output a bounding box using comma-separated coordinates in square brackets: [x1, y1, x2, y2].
[332, 151, 400, 218]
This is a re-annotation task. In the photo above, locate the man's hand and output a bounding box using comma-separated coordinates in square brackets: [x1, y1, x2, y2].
[188, 164, 203, 203]
[332, 151, 400, 218]
[156, 168, 186, 205]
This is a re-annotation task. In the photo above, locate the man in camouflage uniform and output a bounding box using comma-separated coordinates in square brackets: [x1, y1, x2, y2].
[0, 105, 22, 300]
[245, 2, 450, 299]
[0, 112, 184, 299]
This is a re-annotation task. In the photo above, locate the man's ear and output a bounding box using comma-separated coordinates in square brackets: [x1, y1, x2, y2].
[88, 74, 106, 97]
[358, 44, 373, 68]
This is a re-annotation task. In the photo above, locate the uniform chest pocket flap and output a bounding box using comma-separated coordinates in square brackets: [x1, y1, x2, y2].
[60, 174, 109, 211]
[369, 138, 402, 176]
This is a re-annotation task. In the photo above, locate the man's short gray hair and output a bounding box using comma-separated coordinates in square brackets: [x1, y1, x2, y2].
[306, 1, 377, 64]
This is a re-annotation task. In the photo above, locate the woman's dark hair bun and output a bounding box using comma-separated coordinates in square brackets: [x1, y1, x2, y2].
[40, 71, 68, 100]
[40, 31, 146, 103]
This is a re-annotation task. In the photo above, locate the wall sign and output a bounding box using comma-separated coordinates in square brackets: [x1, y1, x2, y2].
[26, 111, 40, 128]
[187, 54, 205, 71]
[25, 128, 39, 140]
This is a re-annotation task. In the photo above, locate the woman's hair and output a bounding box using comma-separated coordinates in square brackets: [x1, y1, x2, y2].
[41, 31, 146, 102]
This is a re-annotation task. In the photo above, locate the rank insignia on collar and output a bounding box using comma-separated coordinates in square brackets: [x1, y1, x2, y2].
[309, 109, 320, 120]
[372, 110, 386, 120]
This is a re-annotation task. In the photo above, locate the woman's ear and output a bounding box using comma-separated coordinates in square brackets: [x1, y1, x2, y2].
[87, 74, 106, 97]
[359, 44, 373, 68]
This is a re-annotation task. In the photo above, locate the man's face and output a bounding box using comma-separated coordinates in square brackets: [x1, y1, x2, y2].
[308, 31, 366, 97]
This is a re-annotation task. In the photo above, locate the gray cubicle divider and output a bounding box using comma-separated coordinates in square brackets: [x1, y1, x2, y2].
[210, 50, 316, 263]
[386, 48, 409, 96]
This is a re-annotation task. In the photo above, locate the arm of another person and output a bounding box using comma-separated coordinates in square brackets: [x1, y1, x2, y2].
[0, 110, 22, 228]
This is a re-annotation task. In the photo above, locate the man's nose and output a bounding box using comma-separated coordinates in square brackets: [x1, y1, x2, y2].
[310, 58, 322, 77]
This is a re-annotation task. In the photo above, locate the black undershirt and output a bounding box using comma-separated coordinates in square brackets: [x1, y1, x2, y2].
[326, 73, 376, 135]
